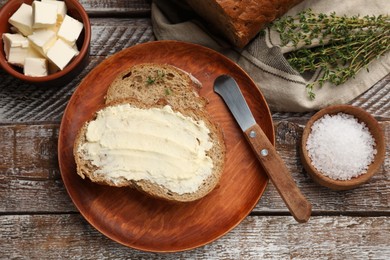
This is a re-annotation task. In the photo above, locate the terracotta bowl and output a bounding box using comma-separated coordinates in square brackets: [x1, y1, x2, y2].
[300, 105, 385, 190]
[0, 0, 91, 87]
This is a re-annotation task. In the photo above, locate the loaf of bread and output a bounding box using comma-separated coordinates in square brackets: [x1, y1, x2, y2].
[74, 63, 226, 202]
[185, 0, 304, 48]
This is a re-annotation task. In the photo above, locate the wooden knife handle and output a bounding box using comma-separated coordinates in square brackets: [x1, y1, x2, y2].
[244, 124, 312, 223]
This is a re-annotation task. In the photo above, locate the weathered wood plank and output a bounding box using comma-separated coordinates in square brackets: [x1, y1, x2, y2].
[0, 121, 388, 214]
[1, 214, 389, 259]
[81, 0, 151, 17]
[90, 18, 153, 56]
[0, 124, 77, 212]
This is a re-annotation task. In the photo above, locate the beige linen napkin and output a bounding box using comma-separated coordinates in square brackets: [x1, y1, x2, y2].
[152, 0, 390, 112]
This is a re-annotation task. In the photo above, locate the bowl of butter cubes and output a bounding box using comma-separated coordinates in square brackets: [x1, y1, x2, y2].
[0, 0, 91, 86]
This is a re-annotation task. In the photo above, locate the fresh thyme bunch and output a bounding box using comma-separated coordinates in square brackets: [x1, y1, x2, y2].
[272, 9, 390, 99]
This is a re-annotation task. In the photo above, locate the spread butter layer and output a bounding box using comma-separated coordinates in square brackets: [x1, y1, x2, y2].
[79, 104, 213, 194]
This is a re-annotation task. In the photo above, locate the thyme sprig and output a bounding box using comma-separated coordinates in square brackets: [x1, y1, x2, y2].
[146, 70, 165, 85]
[273, 9, 390, 99]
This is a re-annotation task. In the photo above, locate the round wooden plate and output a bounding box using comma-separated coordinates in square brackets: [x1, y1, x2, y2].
[58, 40, 274, 252]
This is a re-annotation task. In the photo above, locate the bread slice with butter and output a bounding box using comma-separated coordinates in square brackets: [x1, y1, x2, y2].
[105, 63, 207, 110]
[74, 99, 226, 202]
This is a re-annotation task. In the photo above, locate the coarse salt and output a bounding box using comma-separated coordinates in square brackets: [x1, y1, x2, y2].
[306, 113, 377, 180]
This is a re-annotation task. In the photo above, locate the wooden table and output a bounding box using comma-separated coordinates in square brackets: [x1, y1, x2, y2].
[1, 1, 389, 258]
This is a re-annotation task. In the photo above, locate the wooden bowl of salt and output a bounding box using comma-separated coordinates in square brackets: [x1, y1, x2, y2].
[300, 105, 385, 190]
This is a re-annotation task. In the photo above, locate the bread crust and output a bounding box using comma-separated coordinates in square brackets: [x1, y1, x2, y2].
[186, 0, 303, 48]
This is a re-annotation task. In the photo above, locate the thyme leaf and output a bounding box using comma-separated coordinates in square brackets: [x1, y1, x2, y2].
[146, 70, 166, 85]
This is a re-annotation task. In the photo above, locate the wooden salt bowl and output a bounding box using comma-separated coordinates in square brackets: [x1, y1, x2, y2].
[300, 105, 385, 190]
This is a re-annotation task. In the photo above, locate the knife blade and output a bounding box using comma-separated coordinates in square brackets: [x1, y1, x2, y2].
[214, 75, 312, 223]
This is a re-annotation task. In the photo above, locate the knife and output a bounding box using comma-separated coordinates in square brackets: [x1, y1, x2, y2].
[214, 75, 311, 223]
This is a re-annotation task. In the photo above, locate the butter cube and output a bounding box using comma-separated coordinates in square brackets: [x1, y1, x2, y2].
[8, 3, 33, 36]
[27, 29, 57, 56]
[32, 1, 58, 29]
[2, 33, 29, 67]
[24, 57, 48, 77]
[2, 33, 29, 56]
[47, 38, 78, 70]
[57, 15, 83, 46]
[41, 0, 67, 22]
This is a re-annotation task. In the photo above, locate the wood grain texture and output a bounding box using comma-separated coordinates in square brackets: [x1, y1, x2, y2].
[1, 214, 389, 259]
[0, 121, 388, 214]
[79, 0, 151, 16]
[0, 124, 77, 213]
[90, 18, 153, 56]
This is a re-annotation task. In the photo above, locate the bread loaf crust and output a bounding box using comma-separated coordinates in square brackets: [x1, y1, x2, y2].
[186, 0, 303, 48]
